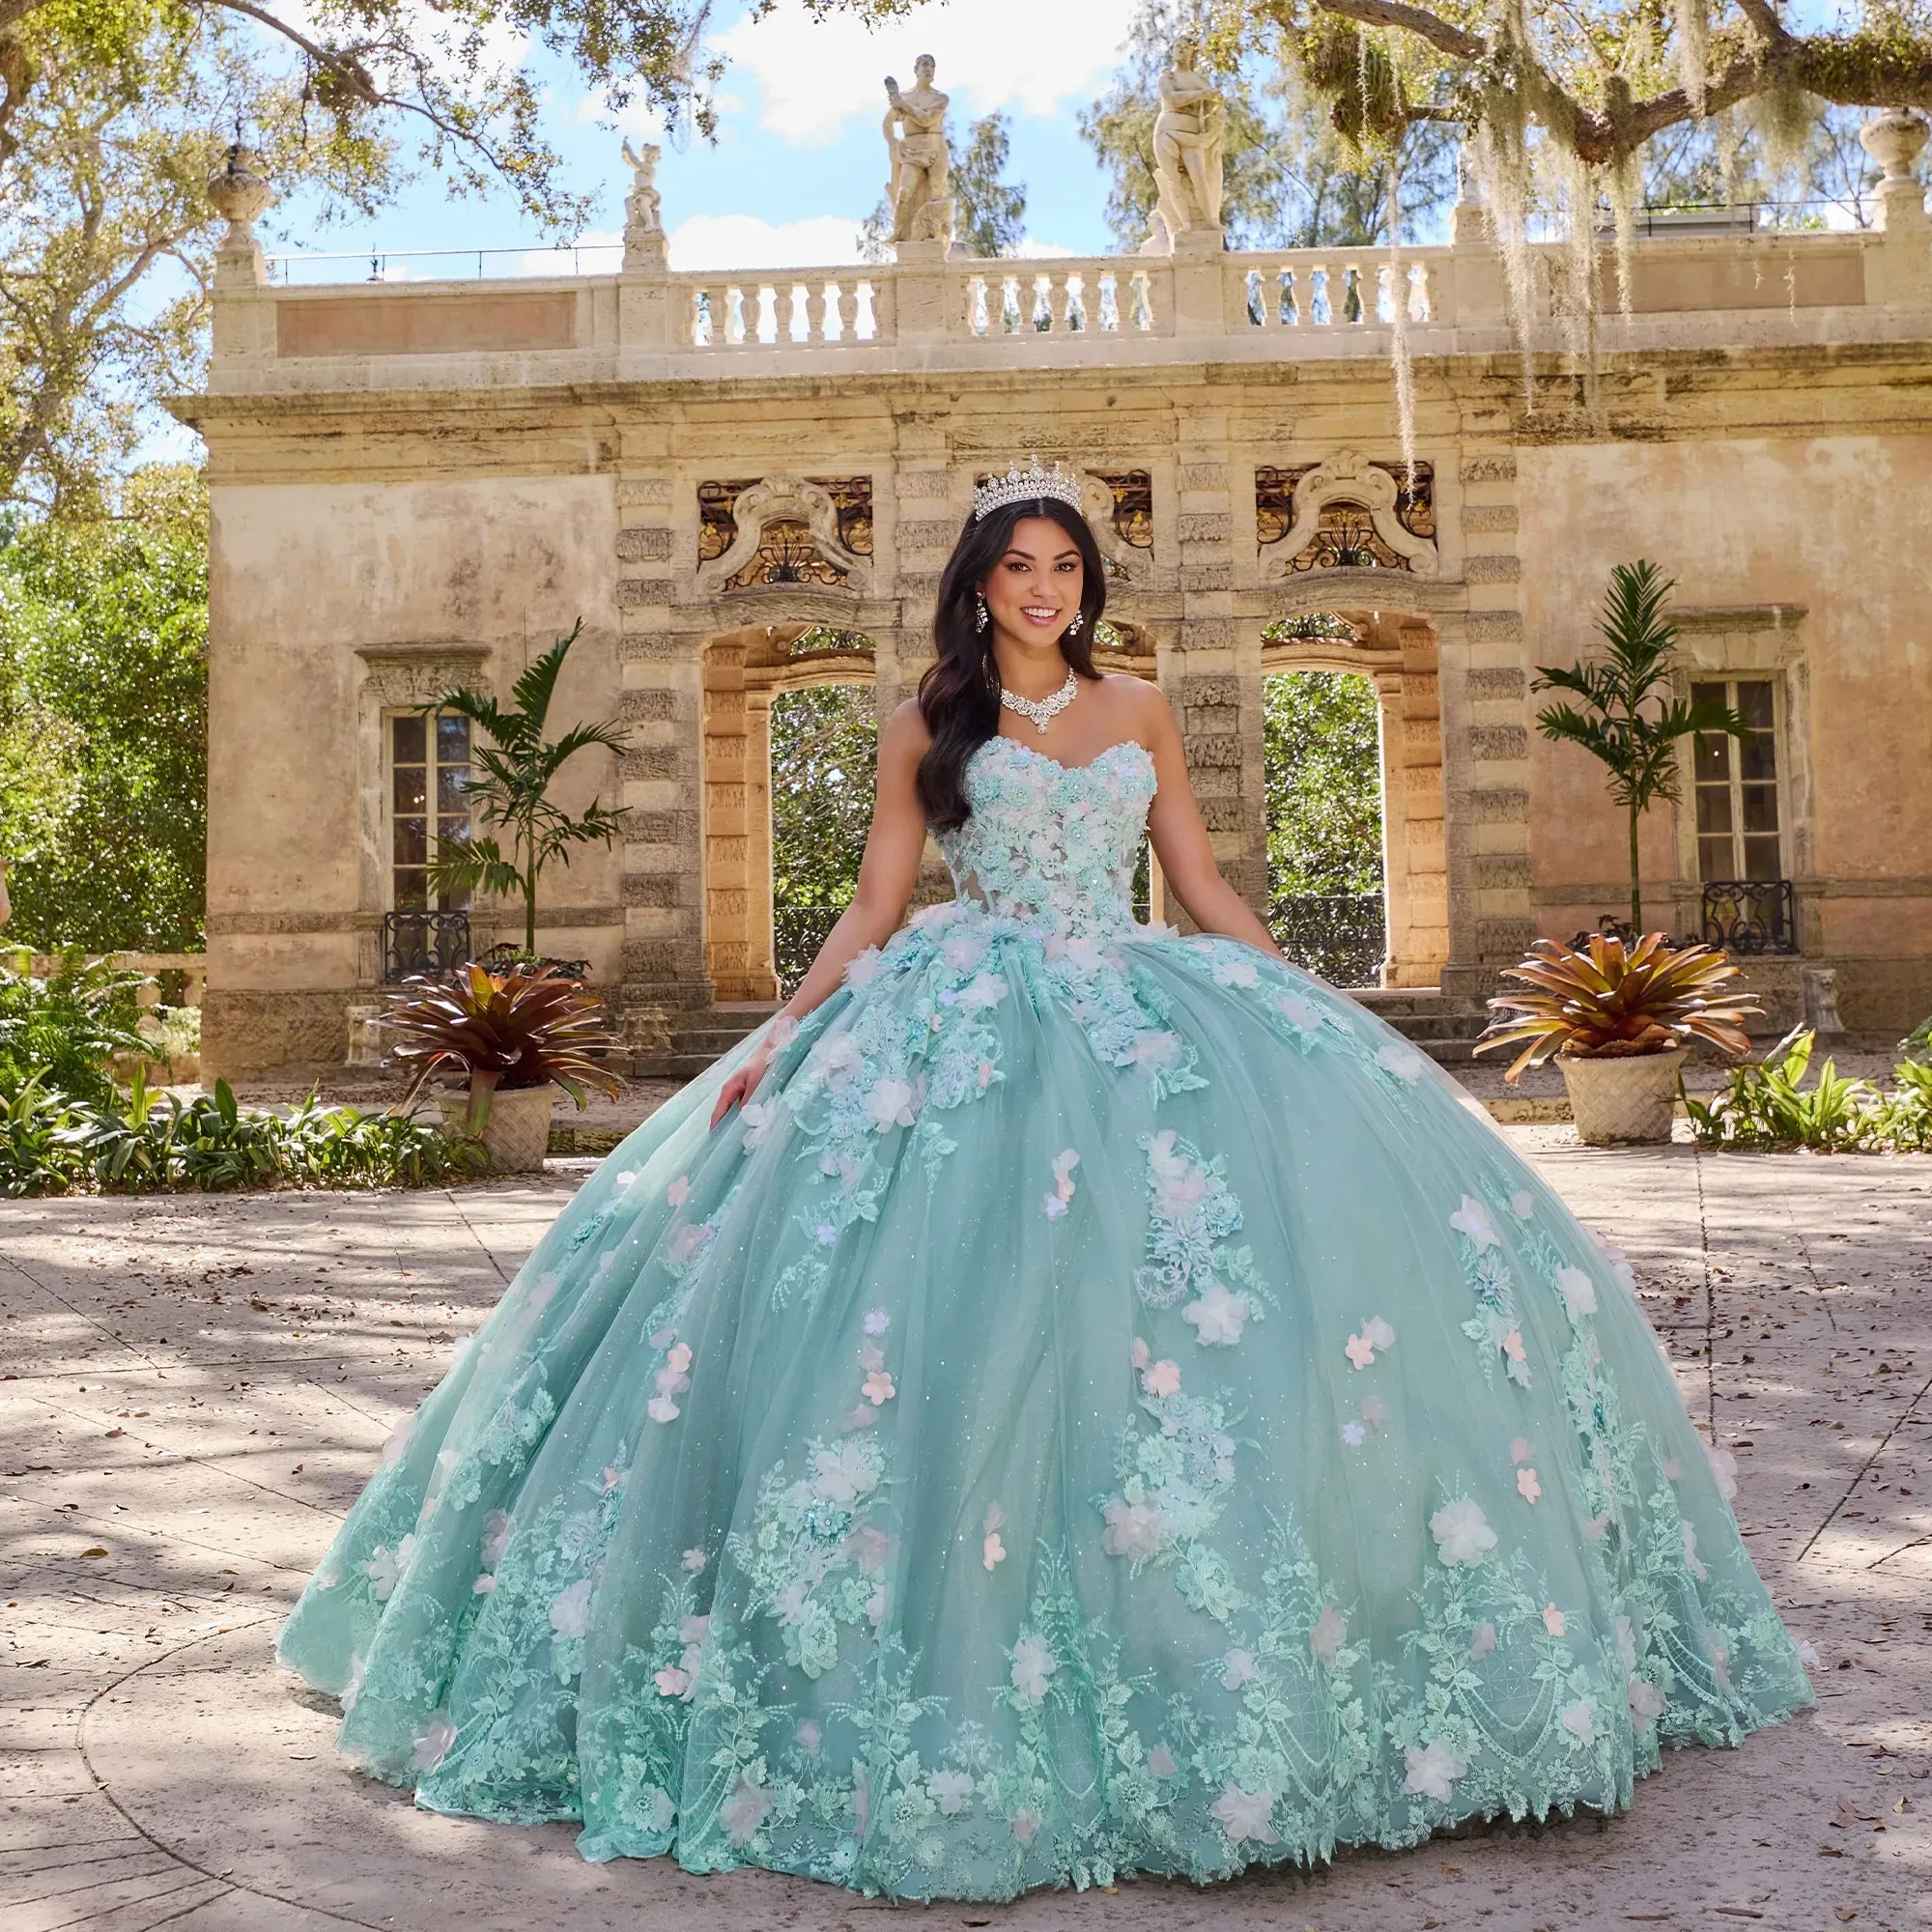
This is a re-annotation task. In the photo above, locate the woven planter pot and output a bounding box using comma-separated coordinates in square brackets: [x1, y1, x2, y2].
[1557, 1047, 1688, 1146]
[438, 1084, 556, 1173]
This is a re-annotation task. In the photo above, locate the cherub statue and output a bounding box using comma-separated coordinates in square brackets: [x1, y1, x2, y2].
[622, 138, 663, 237]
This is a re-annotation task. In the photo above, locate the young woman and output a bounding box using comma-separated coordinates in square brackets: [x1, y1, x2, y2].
[277, 464, 1810, 1901]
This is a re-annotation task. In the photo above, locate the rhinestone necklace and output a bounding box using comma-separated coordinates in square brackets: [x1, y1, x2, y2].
[999, 667, 1078, 735]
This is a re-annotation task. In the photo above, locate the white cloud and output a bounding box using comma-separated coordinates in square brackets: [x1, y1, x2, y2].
[667, 212, 869, 271]
[712, 0, 1133, 146]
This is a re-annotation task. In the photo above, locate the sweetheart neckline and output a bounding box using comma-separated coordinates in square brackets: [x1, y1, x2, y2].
[973, 736, 1155, 779]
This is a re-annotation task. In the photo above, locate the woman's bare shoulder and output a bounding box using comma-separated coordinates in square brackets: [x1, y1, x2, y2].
[879, 696, 932, 766]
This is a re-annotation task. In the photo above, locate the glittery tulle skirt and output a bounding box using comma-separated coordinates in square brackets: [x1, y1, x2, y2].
[274, 911, 1812, 1899]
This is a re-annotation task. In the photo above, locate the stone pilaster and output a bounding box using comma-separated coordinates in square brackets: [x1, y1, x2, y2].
[892, 426, 960, 908]
[1439, 448, 1532, 1003]
[614, 467, 705, 1050]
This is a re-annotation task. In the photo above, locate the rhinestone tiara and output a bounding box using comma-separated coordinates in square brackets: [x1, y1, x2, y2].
[972, 457, 1084, 523]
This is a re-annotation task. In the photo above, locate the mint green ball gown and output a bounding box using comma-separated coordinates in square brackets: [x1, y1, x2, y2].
[277, 733, 1811, 1900]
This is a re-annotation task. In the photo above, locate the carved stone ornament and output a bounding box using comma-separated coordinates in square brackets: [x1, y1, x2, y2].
[1265, 452, 1439, 579]
[355, 641, 490, 706]
[622, 138, 667, 270]
[696, 475, 870, 596]
[1080, 471, 1152, 586]
[207, 143, 274, 242]
[1859, 108, 1929, 183]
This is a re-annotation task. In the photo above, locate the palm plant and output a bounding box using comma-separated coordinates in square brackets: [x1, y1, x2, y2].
[1475, 932, 1760, 1083]
[423, 619, 629, 957]
[1533, 560, 1747, 931]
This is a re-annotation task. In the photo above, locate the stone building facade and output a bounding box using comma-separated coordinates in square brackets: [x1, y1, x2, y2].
[177, 187, 1932, 1077]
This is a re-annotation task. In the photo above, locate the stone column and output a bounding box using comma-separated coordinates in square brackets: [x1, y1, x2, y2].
[1168, 441, 1264, 921]
[615, 468, 706, 1055]
[890, 425, 959, 908]
[1440, 449, 1533, 1005]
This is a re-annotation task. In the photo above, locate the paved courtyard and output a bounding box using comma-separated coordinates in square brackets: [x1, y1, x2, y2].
[3, 1126, 1928, 1932]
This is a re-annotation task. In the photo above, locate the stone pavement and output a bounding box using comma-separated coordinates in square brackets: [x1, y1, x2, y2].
[3, 1129, 1928, 1932]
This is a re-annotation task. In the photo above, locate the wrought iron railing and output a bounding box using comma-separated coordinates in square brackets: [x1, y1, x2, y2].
[381, 909, 471, 983]
[1701, 880, 1798, 955]
[775, 903, 847, 997]
[1268, 893, 1385, 987]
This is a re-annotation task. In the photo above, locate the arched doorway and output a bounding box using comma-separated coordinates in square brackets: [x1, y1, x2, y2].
[1260, 608, 1447, 988]
[702, 621, 874, 1001]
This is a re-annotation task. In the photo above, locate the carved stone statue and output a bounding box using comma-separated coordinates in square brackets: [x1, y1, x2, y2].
[883, 55, 953, 248]
[1151, 43, 1226, 242]
[622, 138, 666, 269]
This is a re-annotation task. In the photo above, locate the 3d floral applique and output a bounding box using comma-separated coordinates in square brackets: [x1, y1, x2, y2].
[928, 1769, 976, 1815]
[1403, 1737, 1468, 1802]
[982, 1504, 1008, 1571]
[648, 1341, 693, 1424]
[1543, 1603, 1567, 1636]
[412, 1710, 458, 1773]
[667, 1174, 692, 1208]
[1308, 1604, 1348, 1665]
[1345, 1316, 1396, 1370]
[1142, 1357, 1182, 1399]
[1450, 1195, 1501, 1250]
[1707, 1444, 1740, 1500]
[1510, 1189, 1535, 1218]
[1009, 1633, 1057, 1703]
[1134, 1129, 1273, 1346]
[1042, 1147, 1081, 1218]
[1555, 1265, 1599, 1322]
[1429, 1498, 1496, 1567]
[1450, 1190, 1532, 1386]
[1377, 1041, 1426, 1082]
[1517, 1467, 1543, 1503]
[680, 1546, 708, 1574]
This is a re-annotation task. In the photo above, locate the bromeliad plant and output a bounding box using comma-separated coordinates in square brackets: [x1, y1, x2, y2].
[378, 962, 623, 1135]
[422, 619, 630, 957]
[1476, 932, 1760, 1084]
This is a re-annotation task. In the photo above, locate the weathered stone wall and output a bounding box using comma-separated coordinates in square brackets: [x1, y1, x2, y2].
[186, 328, 1932, 1074]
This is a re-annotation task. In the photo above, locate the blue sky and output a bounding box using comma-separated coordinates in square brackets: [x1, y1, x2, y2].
[272, 0, 1144, 277]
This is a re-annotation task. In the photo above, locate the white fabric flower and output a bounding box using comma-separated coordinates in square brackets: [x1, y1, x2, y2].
[681, 1546, 707, 1574]
[1340, 1420, 1367, 1447]
[1146, 1131, 1206, 1219]
[1468, 1621, 1496, 1659]
[663, 1177, 690, 1214]
[647, 1394, 681, 1424]
[740, 1099, 782, 1151]
[480, 1510, 512, 1570]
[1509, 1190, 1535, 1218]
[863, 1307, 891, 1335]
[1560, 1697, 1596, 1742]
[865, 1077, 917, 1132]
[1275, 992, 1321, 1031]
[928, 1770, 975, 1815]
[378, 1415, 413, 1470]
[340, 1653, 367, 1714]
[1309, 1605, 1348, 1666]
[1212, 952, 1261, 989]
[810, 1441, 879, 1505]
[1221, 1648, 1258, 1690]
[1556, 1265, 1598, 1321]
[1147, 1744, 1177, 1778]
[843, 948, 882, 988]
[1450, 1195, 1500, 1251]
[1681, 1520, 1708, 1580]
[1009, 1634, 1057, 1703]
[412, 1710, 457, 1773]
[549, 1577, 594, 1640]
[1183, 1279, 1251, 1347]
[957, 970, 1008, 1010]
[1797, 1639, 1821, 1670]
[1100, 1498, 1173, 1562]
[362, 1534, 414, 1602]
[1378, 1042, 1425, 1081]
[1209, 1783, 1278, 1844]
[1707, 1445, 1739, 1500]
[1628, 1677, 1666, 1723]
[722, 1776, 772, 1845]
[1130, 1335, 1151, 1371]
[1403, 1737, 1468, 1802]
[1129, 1029, 1182, 1073]
[1430, 1499, 1496, 1567]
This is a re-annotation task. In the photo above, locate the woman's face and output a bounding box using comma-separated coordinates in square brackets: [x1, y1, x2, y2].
[980, 516, 1084, 650]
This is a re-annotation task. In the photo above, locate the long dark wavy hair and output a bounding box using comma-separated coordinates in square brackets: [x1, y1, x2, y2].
[916, 496, 1107, 831]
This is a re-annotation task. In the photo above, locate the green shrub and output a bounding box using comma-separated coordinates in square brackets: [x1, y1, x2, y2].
[1902, 1014, 1932, 1065]
[1684, 1028, 1929, 1153]
[1, 1070, 487, 1196]
[0, 950, 146, 1106]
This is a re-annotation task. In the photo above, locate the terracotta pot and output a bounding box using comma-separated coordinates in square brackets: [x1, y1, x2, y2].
[1557, 1047, 1688, 1146]
[438, 1083, 555, 1173]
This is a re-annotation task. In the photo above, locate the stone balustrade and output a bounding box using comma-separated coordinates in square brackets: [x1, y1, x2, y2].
[208, 215, 1932, 389]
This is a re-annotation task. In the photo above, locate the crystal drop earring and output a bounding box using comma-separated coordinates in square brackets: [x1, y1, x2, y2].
[974, 591, 990, 633]
[1064, 609, 1085, 639]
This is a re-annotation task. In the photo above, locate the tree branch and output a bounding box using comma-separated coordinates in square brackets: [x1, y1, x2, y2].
[1311, 0, 1487, 63]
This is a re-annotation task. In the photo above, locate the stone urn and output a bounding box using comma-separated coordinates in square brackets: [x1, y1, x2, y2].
[439, 1083, 556, 1173]
[1557, 1047, 1689, 1146]
[206, 143, 274, 235]
[1860, 108, 1930, 182]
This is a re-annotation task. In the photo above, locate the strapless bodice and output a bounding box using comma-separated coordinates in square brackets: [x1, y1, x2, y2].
[932, 736, 1157, 945]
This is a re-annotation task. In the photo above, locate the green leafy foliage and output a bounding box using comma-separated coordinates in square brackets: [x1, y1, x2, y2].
[1534, 560, 1747, 930]
[1901, 1012, 1932, 1065]
[0, 949, 145, 1106]
[0, 469, 207, 949]
[771, 684, 878, 911]
[1262, 669, 1383, 897]
[1, 1069, 486, 1197]
[1684, 1027, 1932, 1153]
[423, 619, 630, 955]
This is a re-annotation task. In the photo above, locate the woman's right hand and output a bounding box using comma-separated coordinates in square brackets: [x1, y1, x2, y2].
[710, 1042, 775, 1129]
